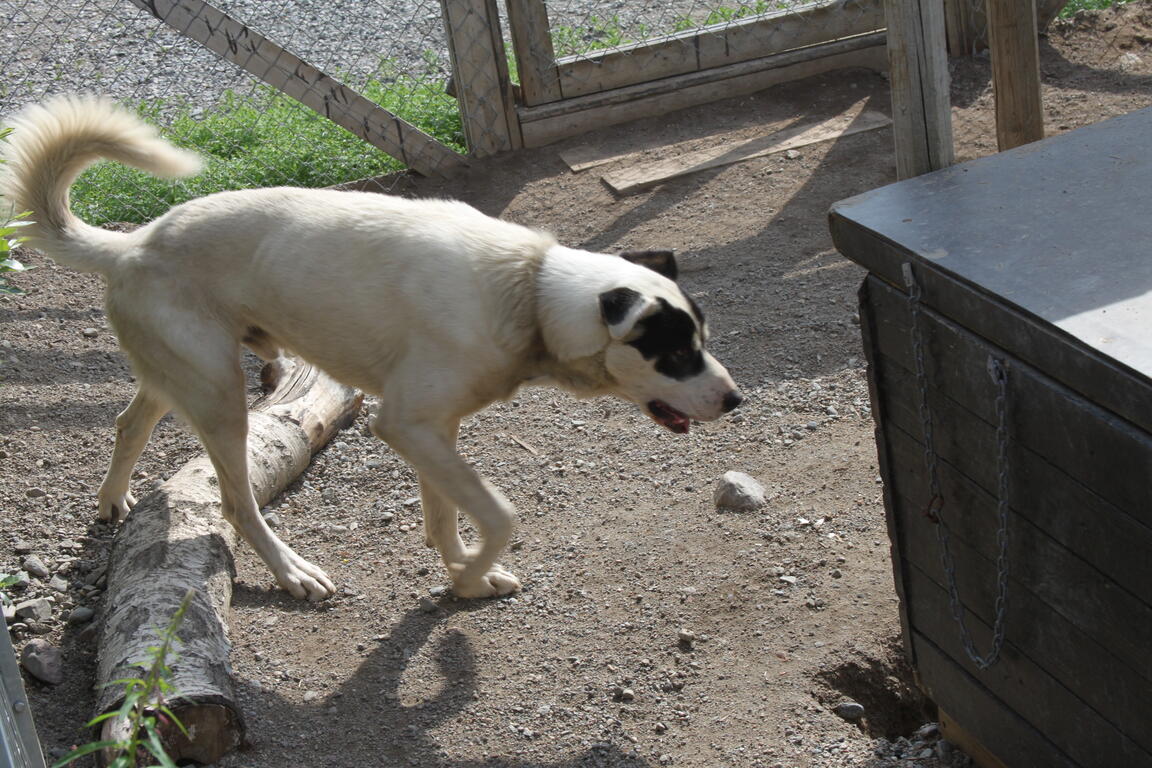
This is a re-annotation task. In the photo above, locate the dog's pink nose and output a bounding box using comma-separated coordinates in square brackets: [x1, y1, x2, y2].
[722, 390, 743, 413]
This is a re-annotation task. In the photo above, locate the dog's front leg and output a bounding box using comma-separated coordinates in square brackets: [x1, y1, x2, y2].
[372, 416, 520, 598]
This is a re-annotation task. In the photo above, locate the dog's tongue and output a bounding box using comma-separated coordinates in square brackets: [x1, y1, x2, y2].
[648, 400, 690, 434]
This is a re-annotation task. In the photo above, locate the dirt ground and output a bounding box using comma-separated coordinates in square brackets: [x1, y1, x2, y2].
[3, 4, 1151, 766]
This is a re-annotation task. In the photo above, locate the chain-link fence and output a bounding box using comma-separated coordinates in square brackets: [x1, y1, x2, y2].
[2, 0, 886, 223]
[1, 0, 466, 223]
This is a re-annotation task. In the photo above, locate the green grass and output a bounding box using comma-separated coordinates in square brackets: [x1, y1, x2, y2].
[71, 68, 464, 225]
[1060, 0, 1137, 15]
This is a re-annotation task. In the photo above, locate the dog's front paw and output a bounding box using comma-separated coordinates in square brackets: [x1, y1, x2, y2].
[97, 490, 136, 522]
[450, 563, 521, 599]
[273, 552, 337, 602]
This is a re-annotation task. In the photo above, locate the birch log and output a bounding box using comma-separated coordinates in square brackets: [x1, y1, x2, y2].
[93, 359, 362, 763]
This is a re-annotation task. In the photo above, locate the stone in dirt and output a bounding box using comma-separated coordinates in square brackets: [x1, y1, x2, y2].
[834, 700, 866, 721]
[713, 471, 767, 511]
[14, 598, 52, 623]
[22, 555, 50, 579]
[21, 639, 64, 685]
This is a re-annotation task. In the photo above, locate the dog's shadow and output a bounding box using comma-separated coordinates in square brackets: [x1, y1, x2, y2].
[228, 595, 653, 767]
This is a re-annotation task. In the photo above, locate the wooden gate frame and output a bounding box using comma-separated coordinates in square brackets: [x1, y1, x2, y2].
[501, 0, 889, 148]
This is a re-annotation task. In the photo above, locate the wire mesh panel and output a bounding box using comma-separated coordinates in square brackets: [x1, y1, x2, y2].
[0, 0, 466, 224]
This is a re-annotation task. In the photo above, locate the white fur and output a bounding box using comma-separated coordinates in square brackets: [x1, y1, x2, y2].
[1, 96, 740, 600]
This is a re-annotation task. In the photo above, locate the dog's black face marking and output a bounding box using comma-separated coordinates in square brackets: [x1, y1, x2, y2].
[620, 250, 678, 281]
[599, 287, 643, 327]
[628, 298, 705, 380]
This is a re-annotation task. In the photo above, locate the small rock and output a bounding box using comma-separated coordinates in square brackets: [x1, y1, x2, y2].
[262, 512, 282, 528]
[713, 471, 767, 511]
[834, 700, 865, 721]
[418, 597, 438, 613]
[13, 540, 34, 555]
[24, 487, 47, 499]
[21, 639, 64, 685]
[779, 575, 797, 586]
[82, 327, 99, 338]
[677, 628, 697, 646]
[428, 586, 448, 597]
[785, 149, 801, 160]
[48, 576, 69, 594]
[14, 598, 52, 623]
[302, 690, 320, 702]
[66, 606, 95, 625]
[22, 555, 49, 579]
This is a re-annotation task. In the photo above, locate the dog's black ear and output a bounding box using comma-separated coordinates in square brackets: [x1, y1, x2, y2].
[619, 249, 678, 281]
[599, 287, 656, 340]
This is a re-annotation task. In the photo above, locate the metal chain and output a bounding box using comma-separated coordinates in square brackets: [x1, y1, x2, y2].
[902, 263, 1011, 670]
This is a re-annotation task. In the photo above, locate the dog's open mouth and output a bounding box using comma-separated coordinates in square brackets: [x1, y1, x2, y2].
[647, 400, 691, 434]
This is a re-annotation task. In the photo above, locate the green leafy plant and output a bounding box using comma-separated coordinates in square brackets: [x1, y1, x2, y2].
[54, 590, 196, 768]
[0, 126, 33, 295]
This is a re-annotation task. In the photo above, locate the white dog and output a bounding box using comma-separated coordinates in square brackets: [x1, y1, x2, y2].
[1, 96, 742, 600]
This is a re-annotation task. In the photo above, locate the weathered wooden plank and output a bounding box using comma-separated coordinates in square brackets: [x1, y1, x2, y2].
[520, 34, 887, 148]
[857, 278, 918, 667]
[506, 0, 562, 105]
[899, 513, 1152, 758]
[875, 387, 1152, 680]
[441, 0, 521, 155]
[883, 0, 954, 178]
[880, 377, 1152, 602]
[863, 276, 1152, 529]
[938, 711, 1009, 768]
[696, 0, 885, 68]
[126, 0, 465, 177]
[601, 106, 890, 195]
[912, 634, 1079, 768]
[555, 0, 884, 99]
[904, 559, 1152, 765]
[987, 0, 1044, 149]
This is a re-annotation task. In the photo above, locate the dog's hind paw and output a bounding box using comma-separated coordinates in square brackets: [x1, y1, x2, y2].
[97, 491, 136, 522]
[451, 564, 521, 599]
[274, 556, 337, 602]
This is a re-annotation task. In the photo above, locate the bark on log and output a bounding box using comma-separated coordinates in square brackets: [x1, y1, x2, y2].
[93, 359, 362, 764]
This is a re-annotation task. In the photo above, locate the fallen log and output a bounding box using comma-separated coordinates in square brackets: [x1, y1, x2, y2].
[93, 359, 362, 764]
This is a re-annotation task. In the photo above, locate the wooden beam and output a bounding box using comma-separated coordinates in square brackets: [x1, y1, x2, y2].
[126, 0, 465, 178]
[506, 0, 562, 105]
[555, 0, 884, 99]
[883, 0, 954, 178]
[601, 106, 891, 195]
[519, 34, 888, 148]
[942, 0, 984, 56]
[441, 0, 522, 156]
[987, 0, 1044, 150]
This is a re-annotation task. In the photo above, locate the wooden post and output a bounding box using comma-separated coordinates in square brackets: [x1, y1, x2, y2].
[942, 0, 984, 56]
[441, 0, 522, 156]
[94, 361, 361, 764]
[987, 0, 1044, 150]
[506, 0, 562, 105]
[884, 0, 955, 179]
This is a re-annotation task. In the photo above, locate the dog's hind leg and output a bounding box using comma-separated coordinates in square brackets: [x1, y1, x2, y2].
[372, 415, 520, 598]
[118, 315, 336, 601]
[97, 386, 169, 521]
[178, 375, 336, 602]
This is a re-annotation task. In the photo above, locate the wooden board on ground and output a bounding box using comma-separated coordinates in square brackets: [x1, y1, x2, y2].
[600, 104, 890, 194]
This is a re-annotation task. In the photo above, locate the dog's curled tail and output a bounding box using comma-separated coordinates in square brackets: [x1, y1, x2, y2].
[0, 95, 202, 274]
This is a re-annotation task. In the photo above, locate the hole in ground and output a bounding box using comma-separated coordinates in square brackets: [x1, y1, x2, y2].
[813, 636, 934, 740]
